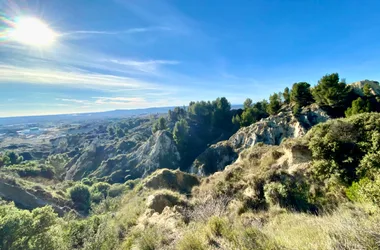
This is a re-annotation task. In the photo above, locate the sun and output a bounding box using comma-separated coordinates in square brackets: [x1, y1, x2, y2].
[10, 17, 57, 47]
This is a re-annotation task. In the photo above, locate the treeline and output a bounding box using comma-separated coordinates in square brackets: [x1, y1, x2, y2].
[147, 73, 380, 169]
[232, 73, 380, 128]
[150, 98, 236, 168]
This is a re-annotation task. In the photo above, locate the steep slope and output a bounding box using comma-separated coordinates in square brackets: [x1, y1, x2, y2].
[0, 174, 72, 216]
[92, 130, 180, 181]
[191, 104, 329, 175]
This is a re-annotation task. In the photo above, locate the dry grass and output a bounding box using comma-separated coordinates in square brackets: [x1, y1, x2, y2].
[263, 203, 380, 250]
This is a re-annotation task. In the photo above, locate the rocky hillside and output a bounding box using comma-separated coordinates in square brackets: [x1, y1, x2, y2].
[191, 104, 329, 175]
[0, 174, 72, 216]
[91, 130, 180, 182]
[351, 80, 380, 96]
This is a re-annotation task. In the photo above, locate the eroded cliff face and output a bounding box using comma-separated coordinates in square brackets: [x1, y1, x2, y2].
[93, 130, 181, 181]
[191, 104, 329, 176]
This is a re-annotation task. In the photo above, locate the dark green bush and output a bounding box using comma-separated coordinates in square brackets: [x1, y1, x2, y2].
[81, 177, 94, 186]
[308, 117, 367, 183]
[68, 184, 91, 213]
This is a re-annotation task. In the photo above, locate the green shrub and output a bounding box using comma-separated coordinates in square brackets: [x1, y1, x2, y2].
[81, 178, 93, 186]
[345, 97, 370, 117]
[91, 182, 111, 198]
[264, 182, 288, 207]
[177, 231, 206, 250]
[0, 204, 59, 250]
[108, 184, 127, 197]
[346, 176, 380, 205]
[307, 113, 380, 184]
[6, 164, 55, 179]
[91, 192, 104, 204]
[68, 184, 91, 213]
[292, 103, 301, 116]
[207, 216, 229, 237]
[136, 227, 161, 250]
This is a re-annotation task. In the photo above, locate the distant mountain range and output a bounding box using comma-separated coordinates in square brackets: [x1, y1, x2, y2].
[0, 105, 243, 125]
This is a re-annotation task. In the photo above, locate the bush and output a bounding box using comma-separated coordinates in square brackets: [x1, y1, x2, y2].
[108, 184, 127, 198]
[347, 176, 380, 205]
[91, 182, 111, 197]
[0, 204, 59, 250]
[345, 97, 370, 117]
[207, 216, 229, 237]
[136, 227, 161, 250]
[81, 178, 93, 186]
[6, 163, 55, 179]
[308, 113, 380, 183]
[68, 184, 91, 213]
[177, 231, 206, 250]
[264, 182, 288, 207]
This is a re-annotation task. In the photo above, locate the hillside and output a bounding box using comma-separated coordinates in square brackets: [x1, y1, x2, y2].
[1, 76, 380, 249]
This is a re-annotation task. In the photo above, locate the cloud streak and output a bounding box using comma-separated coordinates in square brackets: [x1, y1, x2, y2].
[56, 98, 88, 104]
[107, 59, 180, 74]
[0, 64, 159, 90]
[53, 96, 180, 109]
[60, 26, 171, 37]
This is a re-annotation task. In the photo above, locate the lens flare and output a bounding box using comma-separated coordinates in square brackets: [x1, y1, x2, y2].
[9, 17, 56, 46]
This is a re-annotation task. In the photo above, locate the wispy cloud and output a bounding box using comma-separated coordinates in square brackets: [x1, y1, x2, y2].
[0, 64, 159, 90]
[60, 26, 171, 38]
[56, 98, 88, 104]
[54, 96, 178, 109]
[94, 96, 146, 105]
[107, 59, 179, 74]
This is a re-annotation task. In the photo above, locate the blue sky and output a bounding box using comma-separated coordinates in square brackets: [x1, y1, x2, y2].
[1, 0, 380, 117]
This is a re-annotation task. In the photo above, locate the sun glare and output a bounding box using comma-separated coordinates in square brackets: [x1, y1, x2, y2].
[10, 17, 56, 47]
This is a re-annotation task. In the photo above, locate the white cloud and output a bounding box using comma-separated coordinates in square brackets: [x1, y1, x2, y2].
[60, 26, 171, 37]
[56, 98, 87, 104]
[107, 59, 179, 74]
[0, 64, 158, 90]
[94, 96, 148, 106]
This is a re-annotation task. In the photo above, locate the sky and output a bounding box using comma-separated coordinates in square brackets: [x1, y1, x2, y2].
[1, 0, 380, 117]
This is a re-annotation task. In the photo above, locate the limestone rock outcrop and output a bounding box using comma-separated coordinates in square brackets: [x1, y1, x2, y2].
[191, 105, 328, 175]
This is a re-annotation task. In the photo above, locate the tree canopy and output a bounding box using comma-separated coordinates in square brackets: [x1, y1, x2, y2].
[267, 93, 281, 115]
[173, 119, 190, 150]
[312, 73, 351, 112]
[290, 82, 314, 107]
[345, 97, 371, 117]
[152, 117, 168, 133]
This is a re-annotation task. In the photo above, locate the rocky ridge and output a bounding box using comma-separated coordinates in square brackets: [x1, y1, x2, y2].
[191, 104, 329, 175]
